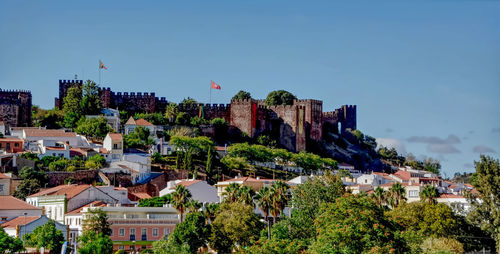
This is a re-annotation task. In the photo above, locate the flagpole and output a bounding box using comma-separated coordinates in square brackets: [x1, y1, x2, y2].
[99, 60, 101, 86]
[209, 80, 212, 105]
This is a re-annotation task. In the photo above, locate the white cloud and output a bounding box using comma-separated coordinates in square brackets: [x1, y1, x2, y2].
[376, 138, 407, 155]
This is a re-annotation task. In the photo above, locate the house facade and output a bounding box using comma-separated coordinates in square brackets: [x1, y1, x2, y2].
[103, 133, 123, 161]
[0, 196, 43, 223]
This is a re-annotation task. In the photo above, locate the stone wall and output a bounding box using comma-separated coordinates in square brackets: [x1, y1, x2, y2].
[47, 170, 99, 186]
[0, 89, 32, 127]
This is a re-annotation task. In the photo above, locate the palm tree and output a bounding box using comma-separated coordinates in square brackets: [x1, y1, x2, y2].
[269, 181, 290, 224]
[186, 199, 202, 213]
[420, 185, 439, 204]
[256, 186, 273, 239]
[202, 203, 219, 224]
[171, 185, 192, 222]
[222, 183, 241, 203]
[238, 185, 255, 206]
[389, 182, 406, 208]
[373, 186, 387, 207]
[164, 103, 178, 123]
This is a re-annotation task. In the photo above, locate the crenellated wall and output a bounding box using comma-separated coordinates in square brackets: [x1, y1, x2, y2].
[0, 88, 32, 127]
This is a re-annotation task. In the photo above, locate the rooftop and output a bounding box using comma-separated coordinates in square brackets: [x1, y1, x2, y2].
[24, 129, 77, 138]
[135, 119, 153, 126]
[0, 196, 42, 210]
[28, 184, 91, 199]
[108, 133, 123, 141]
[1, 216, 40, 228]
[66, 201, 107, 215]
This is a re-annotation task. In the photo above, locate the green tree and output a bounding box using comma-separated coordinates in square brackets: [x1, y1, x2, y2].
[255, 186, 273, 239]
[283, 172, 346, 242]
[202, 203, 220, 224]
[63, 111, 83, 128]
[85, 154, 106, 170]
[372, 186, 387, 207]
[221, 156, 250, 176]
[186, 200, 202, 213]
[310, 195, 407, 254]
[138, 194, 172, 207]
[388, 182, 406, 208]
[210, 118, 229, 144]
[39, 109, 64, 129]
[175, 112, 191, 125]
[420, 185, 440, 204]
[13, 179, 42, 199]
[123, 126, 155, 149]
[264, 90, 297, 106]
[78, 232, 113, 254]
[80, 80, 102, 115]
[164, 103, 179, 123]
[222, 183, 241, 204]
[166, 212, 210, 253]
[63, 86, 83, 115]
[269, 181, 289, 224]
[0, 227, 23, 253]
[180, 97, 197, 107]
[421, 237, 464, 254]
[75, 117, 113, 141]
[24, 220, 65, 254]
[237, 185, 255, 207]
[231, 90, 251, 101]
[467, 155, 500, 252]
[209, 202, 264, 252]
[423, 157, 441, 175]
[152, 237, 190, 254]
[82, 208, 112, 235]
[171, 185, 192, 222]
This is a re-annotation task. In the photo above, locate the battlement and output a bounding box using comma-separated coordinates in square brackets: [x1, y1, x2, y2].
[0, 89, 31, 94]
[178, 103, 230, 111]
[230, 99, 255, 105]
[59, 80, 83, 85]
[294, 99, 322, 104]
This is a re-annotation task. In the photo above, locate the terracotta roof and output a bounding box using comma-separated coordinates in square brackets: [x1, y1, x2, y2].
[0, 196, 41, 210]
[10, 127, 44, 131]
[125, 117, 136, 125]
[135, 119, 153, 126]
[214, 146, 226, 151]
[170, 180, 201, 189]
[0, 138, 23, 142]
[28, 184, 91, 199]
[130, 192, 151, 199]
[380, 182, 412, 188]
[373, 172, 394, 180]
[438, 194, 465, 199]
[99, 148, 109, 154]
[218, 177, 276, 184]
[24, 129, 77, 137]
[0, 173, 10, 179]
[108, 133, 122, 141]
[66, 201, 107, 215]
[45, 146, 67, 151]
[393, 170, 412, 181]
[1, 216, 40, 228]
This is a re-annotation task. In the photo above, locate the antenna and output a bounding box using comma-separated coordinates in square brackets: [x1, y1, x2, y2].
[75, 74, 78, 80]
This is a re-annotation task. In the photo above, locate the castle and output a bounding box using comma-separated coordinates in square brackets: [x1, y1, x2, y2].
[56, 80, 356, 152]
[55, 80, 169, 113]
[0, 89, 32, 127]
[178, 99, 356, 153]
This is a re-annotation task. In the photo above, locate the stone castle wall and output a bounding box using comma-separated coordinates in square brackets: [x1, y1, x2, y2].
[0, 89, 32, 127]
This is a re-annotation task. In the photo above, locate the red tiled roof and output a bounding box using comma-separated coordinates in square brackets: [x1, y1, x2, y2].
[108, 133, 122, 140]
[100, 148, 109, 154]
[24, 129, 77, 137]
[1, 216, 40, 228]
[125, 117, 136, 125]
[438, 194, 464, 199]
[170, 180, 201, 189]
[0, 173, 10, 179]
[45, 146, 67, 151]
[28, 184, 91, 199]
[0, 138, 23, 142]
[373, 172, 394, 180]
[130, 192, 151, 199]
[393, 170, 411, 181]
[219, 177, 277, 184]
[0, 196, 41, 210]
[66, 201, 107, 215]
[135, 119, 153, 126]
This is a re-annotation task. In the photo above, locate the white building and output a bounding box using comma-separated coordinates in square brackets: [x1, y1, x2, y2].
[159, 179, 219, 204]
[356, 172, 393, 187]
[436, 193, 472, 215]
[26, 184, 117, 224]
[0, 196, 43, 223]
[23, 129, 90, 148]
[1, 215, 68, 241]
[124, 117, 156, 135]
[101, 153, 151, 185]
[86, 108, 121, 132]
[102, 133, 123, 161]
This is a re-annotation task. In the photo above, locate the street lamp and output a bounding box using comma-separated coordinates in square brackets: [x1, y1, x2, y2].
[132, 240, 136, 254]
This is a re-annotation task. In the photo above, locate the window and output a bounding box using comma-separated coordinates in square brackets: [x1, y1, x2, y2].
[409, 190, 419, 198]
[119, 228, 125, 236]
[153, 228, 158, 237]
[130, 228, 136, 236]
[364, 179, 368, 183]
[118, 246, 124, 250]
[0, 184, 3, 193]
[6, 143, 10, 151]
[141, 228, 147, 240]
[110, 229, 113, 236]
[1, 217, 7, 221]
[113, 144, 118, 149]
[14, 143, 19, 147]
[164, 228, 170, 236]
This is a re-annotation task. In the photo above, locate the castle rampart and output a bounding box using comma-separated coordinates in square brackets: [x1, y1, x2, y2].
[0, 89, 32, 127]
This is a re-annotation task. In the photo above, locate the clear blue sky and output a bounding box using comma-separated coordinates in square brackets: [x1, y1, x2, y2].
[1, 0, 499, 177]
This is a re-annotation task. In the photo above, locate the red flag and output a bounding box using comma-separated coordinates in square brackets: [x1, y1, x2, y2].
[211, 81, 221, 90]
[99, 60, 108, 70]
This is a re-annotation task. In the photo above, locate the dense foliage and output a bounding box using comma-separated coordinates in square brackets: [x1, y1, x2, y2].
[264, 90, 297, 106]
[24, 220, 65, 254]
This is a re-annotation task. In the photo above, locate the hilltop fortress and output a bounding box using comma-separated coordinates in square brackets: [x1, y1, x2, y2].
[0, 88, 32, 127]
[56, 80, 356, 152]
